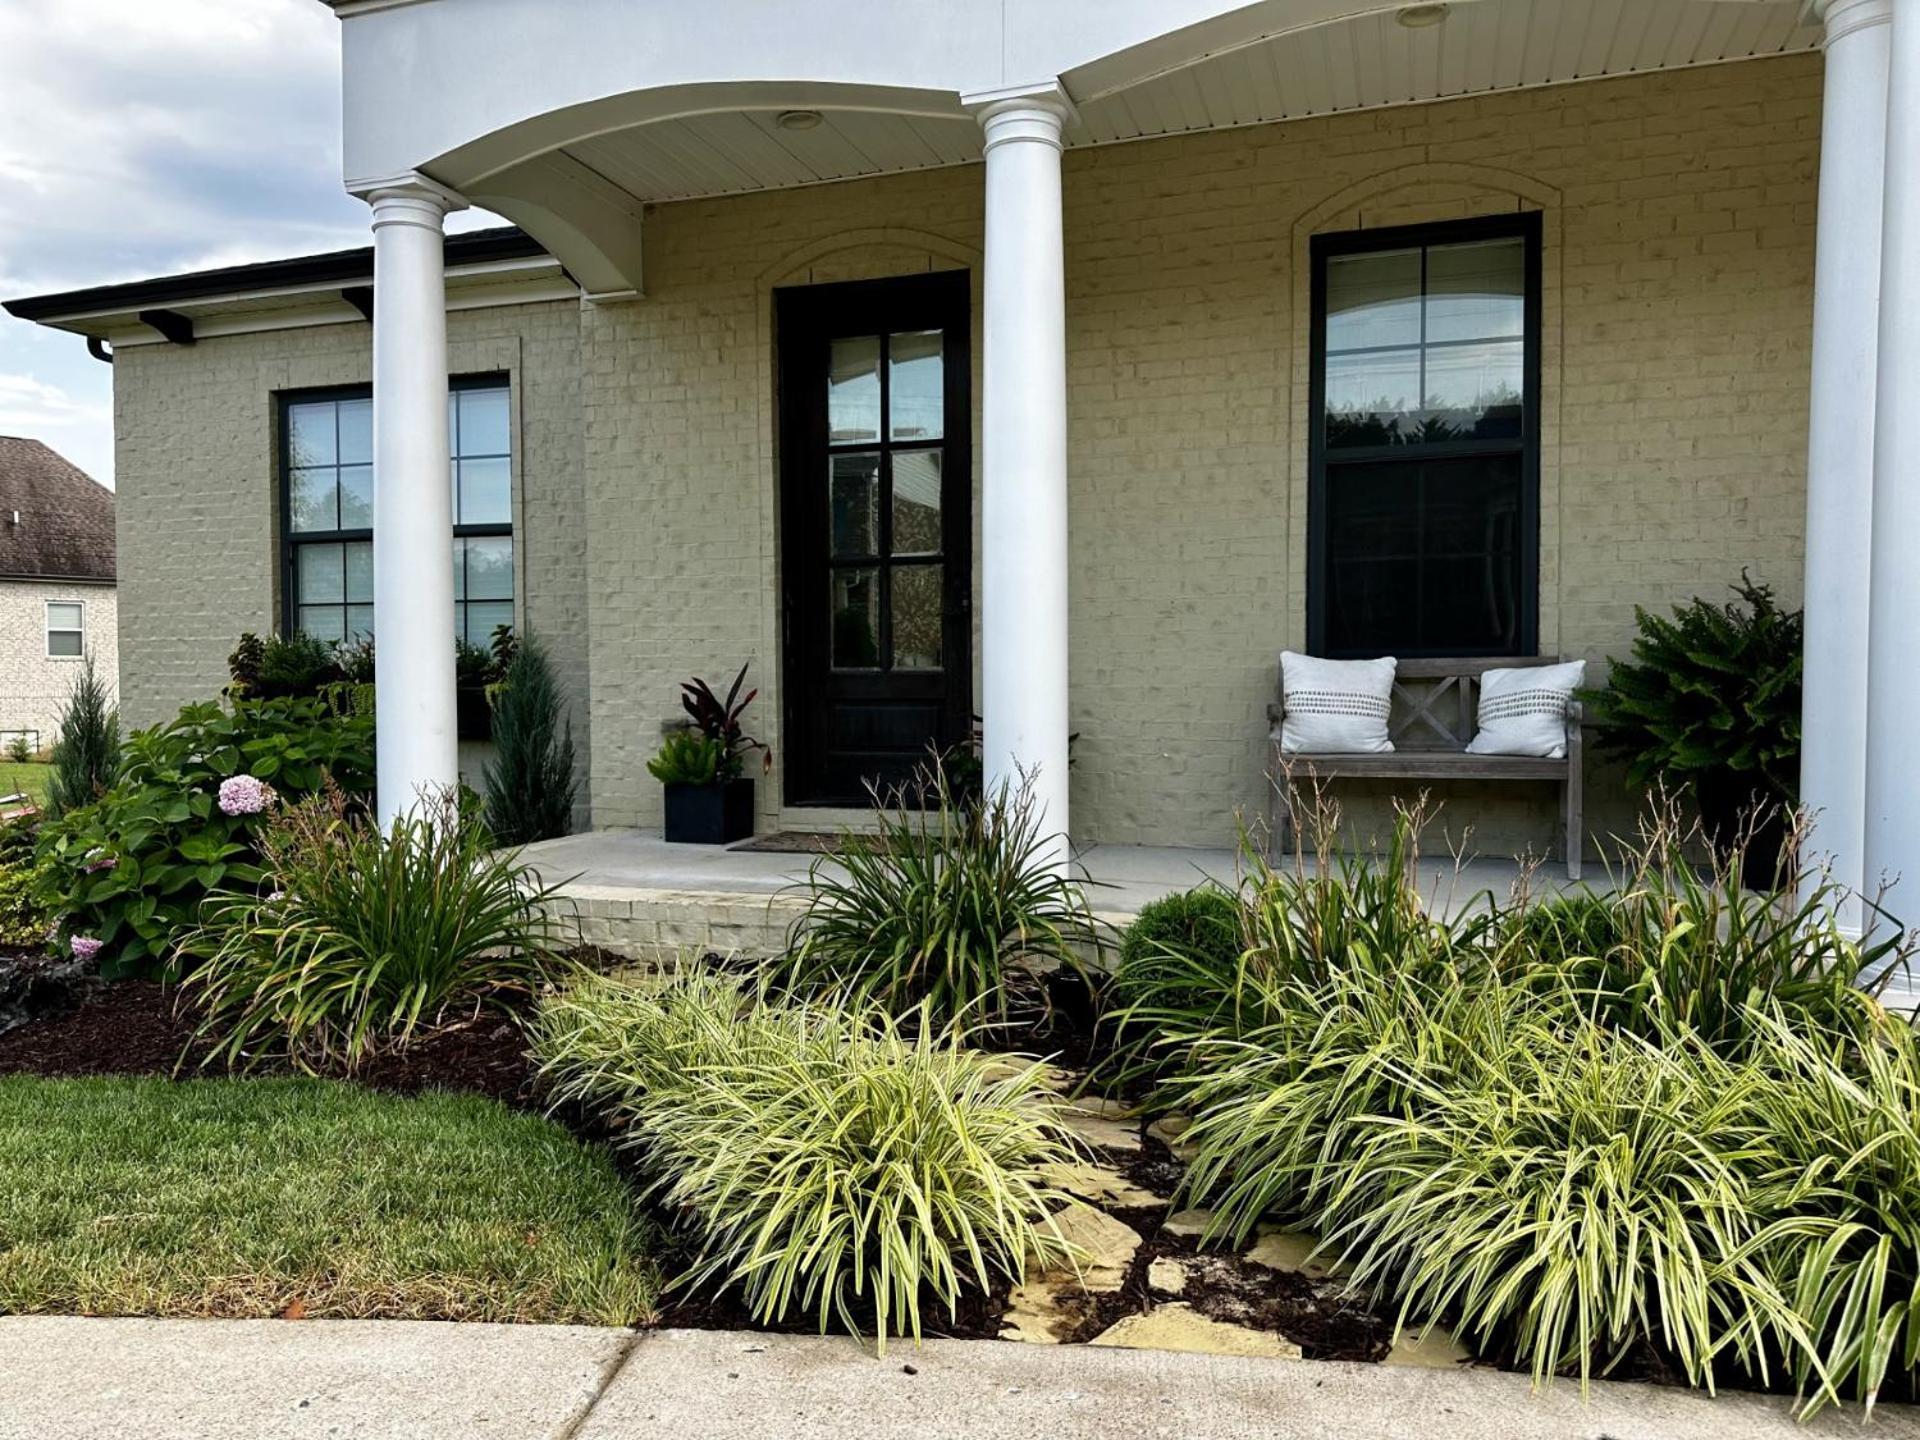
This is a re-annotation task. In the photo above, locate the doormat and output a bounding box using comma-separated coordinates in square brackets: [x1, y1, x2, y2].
[728, 831, 847, 856]
[729, 830, 885, 856]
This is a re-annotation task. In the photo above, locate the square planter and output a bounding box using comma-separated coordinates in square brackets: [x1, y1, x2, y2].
[663, 778, 755, 845]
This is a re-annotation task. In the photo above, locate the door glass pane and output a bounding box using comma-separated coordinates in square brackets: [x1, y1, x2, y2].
[830, 567, 880, 669]
[289, 468, 338, 533]
[892, 564, 943, 670]
[457, 457, 511, 525]
[344, 541, 374, 603]
[830, 454, 880, 557]
[463, 536, 514, 600]
[1326, 249, 1421, 352]
[1426, 237, 1524, 344]
[337, 465, 373, 529]
[457, 387, 510, 456]
[463, 601, 514, 646]
[889, 330, 943, 441]
[297, 544, 344, 604]
[336, 398, 373, 465]
[827, 337, 881, 443]
[892, 450, 942, 554]
[287, 402, 336, 467]
[1423, 340, 1524, 441]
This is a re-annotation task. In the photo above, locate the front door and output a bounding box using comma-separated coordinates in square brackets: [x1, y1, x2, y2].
[777, 271, 973, 806]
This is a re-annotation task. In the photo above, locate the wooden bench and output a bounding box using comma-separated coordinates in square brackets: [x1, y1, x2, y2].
[1265, 656, 1584, 879]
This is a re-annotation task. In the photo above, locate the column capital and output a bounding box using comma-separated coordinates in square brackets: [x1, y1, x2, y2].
[1815, 0, 1892, 47]
[353, 171, 468, 229]
[963, 82, 1074, 152]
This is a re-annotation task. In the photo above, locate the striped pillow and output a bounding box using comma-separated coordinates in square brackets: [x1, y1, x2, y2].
[1466, 660, 1586, 759]
[1279, 652, 1397, 754]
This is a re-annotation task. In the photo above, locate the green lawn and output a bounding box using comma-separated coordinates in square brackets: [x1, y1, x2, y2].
[0, 1076, 658, 1323]
[0, 762, 49, 809]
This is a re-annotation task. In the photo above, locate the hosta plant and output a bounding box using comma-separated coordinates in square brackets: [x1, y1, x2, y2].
[180, 788, 565, 1072]
[532, 968, 1083, 1344]
[781, 761, 1096, 1029]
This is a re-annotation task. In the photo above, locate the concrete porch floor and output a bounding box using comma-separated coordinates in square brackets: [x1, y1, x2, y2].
[520, 828, 1593, 958]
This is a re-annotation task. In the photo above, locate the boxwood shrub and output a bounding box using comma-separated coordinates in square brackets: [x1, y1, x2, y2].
[35, 696, 374, 977]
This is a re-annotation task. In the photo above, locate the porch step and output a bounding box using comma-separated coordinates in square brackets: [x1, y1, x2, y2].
[551, 883, 808, 960]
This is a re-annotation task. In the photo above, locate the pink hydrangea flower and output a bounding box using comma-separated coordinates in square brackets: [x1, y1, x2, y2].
[70, 936, 103, 963]
[217, 774, 276, 817]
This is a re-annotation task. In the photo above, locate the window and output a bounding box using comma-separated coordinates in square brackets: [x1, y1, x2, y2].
[45, 601, 83, 658]
[1308, 214, 1540, 658]
[281, 378, 513, 647]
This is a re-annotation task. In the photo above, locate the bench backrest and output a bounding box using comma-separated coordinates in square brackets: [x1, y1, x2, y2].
[1283, 655, 1569, 754]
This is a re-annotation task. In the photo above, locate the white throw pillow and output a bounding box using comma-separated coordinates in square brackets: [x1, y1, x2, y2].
[1465, 660, 1586, 759]
[1279, 652, 1397, 754]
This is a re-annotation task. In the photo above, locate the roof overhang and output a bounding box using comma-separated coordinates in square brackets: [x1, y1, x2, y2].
[2, 227, 576, 346]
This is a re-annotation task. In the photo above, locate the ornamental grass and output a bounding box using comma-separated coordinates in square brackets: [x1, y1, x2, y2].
[531, 967, 1083, 1346]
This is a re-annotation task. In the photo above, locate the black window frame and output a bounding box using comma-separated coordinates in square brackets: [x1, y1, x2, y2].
[1307, 211, 1543, 660]
[277, 373, 515, 645]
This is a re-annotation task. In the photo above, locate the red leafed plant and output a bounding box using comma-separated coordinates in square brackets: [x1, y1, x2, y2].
[680, 664, 771, 780]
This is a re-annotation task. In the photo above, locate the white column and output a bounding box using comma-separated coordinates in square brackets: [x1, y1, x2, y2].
[365, 178, 464, 825]
[1804, 0, 1892, 923]
[975, 90, 1071, 866]
[1868, 0, 1920, 918]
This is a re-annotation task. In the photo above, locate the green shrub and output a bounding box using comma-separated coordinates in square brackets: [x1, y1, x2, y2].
[483, 634, 578, 846]
[1102, 886, 1245, 1081]
[45, 654, 120, 820]
[5, 735, 31, 765]
[180, 791, 565, 1072]
[34, 695, 374, 977]
[781, 763, 1095, 1028]
[645, 729, 722, 786]
[532, 968, 1081, 1344]
[0, 819, 49, 948]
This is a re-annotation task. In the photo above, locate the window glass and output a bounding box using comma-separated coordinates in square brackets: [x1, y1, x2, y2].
[888, 330, 943, 441]
[1314, 221, 1536, 657]
[285, 382, 512, 646]
[827, 337, 881, 443]
[46, 603, 83, 657]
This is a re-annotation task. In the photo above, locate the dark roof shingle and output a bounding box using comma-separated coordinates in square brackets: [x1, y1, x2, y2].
[0, 438, 114, 582]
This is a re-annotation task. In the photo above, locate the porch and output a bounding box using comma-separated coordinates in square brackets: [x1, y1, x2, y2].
[316, 0, 1911, 919]
[522, 828, 1592, 959]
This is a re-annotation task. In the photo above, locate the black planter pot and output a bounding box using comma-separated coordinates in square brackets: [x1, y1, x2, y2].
[456, 687, 492, 742]
[1692, 773, 1792, 890]
[663, 778, 755, 845]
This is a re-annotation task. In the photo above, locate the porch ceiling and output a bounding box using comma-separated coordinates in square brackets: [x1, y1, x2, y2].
[467, 0, 1816, 210]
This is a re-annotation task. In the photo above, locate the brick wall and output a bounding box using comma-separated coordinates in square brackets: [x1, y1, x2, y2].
[112, 55, 1821, 856]
[112, 300, 591, 813]
[0, 580, 118, 750]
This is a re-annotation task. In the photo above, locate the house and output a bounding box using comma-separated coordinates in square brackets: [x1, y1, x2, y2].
[1, 0, 1904, 901]
[0, 437, 116, 754]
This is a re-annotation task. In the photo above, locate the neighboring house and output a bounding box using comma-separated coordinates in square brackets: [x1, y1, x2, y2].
[0, 437, 116, 755]
[0, 1, 1903, 892]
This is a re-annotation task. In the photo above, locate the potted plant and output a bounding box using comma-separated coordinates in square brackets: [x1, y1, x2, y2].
[648, 664, 768, 844]
[1583, 573, 1802, 887]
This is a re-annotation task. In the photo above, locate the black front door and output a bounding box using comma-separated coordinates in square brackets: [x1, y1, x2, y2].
[777, 271, 973, 806]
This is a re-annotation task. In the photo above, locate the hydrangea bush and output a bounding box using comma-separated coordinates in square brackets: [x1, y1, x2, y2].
[35, 696, 374, 977]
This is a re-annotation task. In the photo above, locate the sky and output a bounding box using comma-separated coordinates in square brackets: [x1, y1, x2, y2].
[0, 0, 495, 488]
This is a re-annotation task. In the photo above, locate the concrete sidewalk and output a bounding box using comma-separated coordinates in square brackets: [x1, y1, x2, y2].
[1, 1318, 1914, 1440]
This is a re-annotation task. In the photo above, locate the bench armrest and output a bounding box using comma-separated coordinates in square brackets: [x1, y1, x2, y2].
[1266, 698, 1285, 737]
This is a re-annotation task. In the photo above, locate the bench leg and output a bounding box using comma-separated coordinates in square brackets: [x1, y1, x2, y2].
[1564, 733, 1584, 883]
[1266, 752, 1294, 862]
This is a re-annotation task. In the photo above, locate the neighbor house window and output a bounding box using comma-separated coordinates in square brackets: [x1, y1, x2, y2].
[281, 378, 513, 647]
[1308, 213, 1541, 658]
[45, 601, 83, 658]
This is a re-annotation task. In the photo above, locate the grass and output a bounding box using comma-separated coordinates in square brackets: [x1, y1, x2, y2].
[0, 762, 49, 810]
[0, 1075, 659, 1324]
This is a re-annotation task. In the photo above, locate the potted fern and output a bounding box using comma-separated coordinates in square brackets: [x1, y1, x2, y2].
[648, 664, 768, 844]
[1583, 573, 1801, 885]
